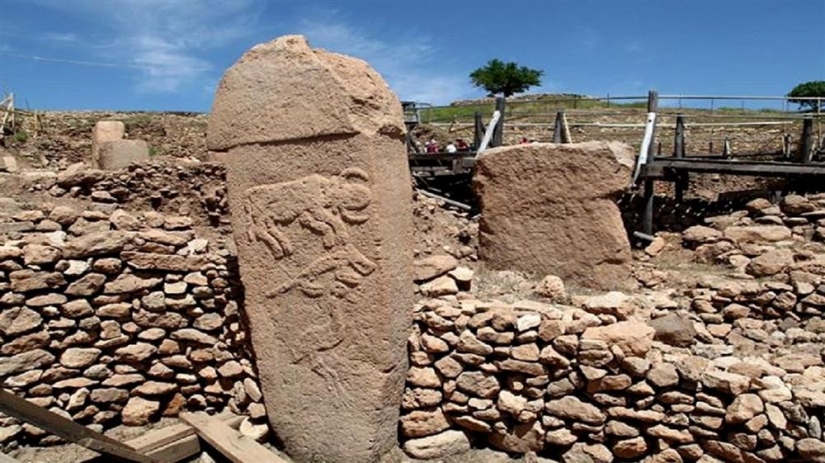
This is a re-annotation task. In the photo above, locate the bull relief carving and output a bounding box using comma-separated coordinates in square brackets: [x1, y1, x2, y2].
[241, 168, 376, 407]
[242, 167, 377, 300]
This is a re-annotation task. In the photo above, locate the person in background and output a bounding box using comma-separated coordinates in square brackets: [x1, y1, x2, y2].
[456, 139, 470, 152]
[446, 141, 457, 154]
[425, 138, 439, 153]
[519, 137, 529, 145]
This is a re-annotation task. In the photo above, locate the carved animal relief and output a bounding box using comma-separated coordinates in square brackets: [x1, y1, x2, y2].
[242, 167, 377, 299]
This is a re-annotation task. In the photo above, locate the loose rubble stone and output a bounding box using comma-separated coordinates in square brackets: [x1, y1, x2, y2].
[403, 430, 471, 459]
[582, 322, 655, 357]
[414, 255, 458, 282]
[649, 313, 697, 347]
[121, 397, 160, 426]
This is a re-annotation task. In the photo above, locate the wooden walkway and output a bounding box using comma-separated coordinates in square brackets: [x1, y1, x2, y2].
[634, 91, 824, 237]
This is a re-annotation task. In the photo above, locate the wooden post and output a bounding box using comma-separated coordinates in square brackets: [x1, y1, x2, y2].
[473, 111, 484, 149]
[643, 179, 655, 236]
[782, 133, 792, 159]
[722, 138, 731, 158]
[405, 132, 420, 154]
[561, 112, 572, 144]
[646, 90, 659, 159]
[643, 90, 658, 236]
[799, 117, 814, 164]
[491, 96, 505, 147]
[674, 114, 685, 158]
[552, 111, 563, 143]
[674, 114, 688, 202]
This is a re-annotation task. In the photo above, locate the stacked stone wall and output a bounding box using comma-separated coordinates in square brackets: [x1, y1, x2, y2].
[401, 294, 825, 462]
[0, 204, 265, 449]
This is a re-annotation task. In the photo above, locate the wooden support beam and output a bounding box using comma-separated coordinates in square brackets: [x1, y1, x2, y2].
[674, 115, 685, 159]
[180, 413, 287, 463]
[473, 112, 484, 149]
[78, 412, 246, 463]
[673, 114, 688, 202]
[646, 90, 659, 159]
[0, 389, 157, 463]
[491, 96, 505, 147]
[799, 117, 814, 164]
[561, 112, 572, 143]
[643, 179, 655, 236]
[552, 111, 563, 143]
[642, 158, 825, 178]
[405, 131, 420, 154]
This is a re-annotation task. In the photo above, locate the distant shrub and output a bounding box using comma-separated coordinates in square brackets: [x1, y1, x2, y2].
[788, 81, 825, 111]
[13, 130, 28, 144]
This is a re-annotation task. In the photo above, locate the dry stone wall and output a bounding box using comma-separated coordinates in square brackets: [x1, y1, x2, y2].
[14, 160, 229, 229]
[0, 203, 266, 450]
[401, 268, 825, 462]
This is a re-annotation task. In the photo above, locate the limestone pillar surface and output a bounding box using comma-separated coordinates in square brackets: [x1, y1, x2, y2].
[207, 35, 413, 463]
[474, 141, 635, 290]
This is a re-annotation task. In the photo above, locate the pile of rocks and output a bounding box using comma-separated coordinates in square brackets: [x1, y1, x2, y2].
[412, 192, 478, 262]
[682, 194, 825, 279]
[401, 273, 825, 462]
[0, 203, 266, 451]
[29, 161, 230, 228]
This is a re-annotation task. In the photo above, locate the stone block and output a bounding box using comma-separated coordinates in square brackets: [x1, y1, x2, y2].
[98, 140, 149, 170]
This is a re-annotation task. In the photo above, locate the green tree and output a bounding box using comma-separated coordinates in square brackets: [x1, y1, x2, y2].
[787, 80, 825, 111]
[469, 59, 544, 97]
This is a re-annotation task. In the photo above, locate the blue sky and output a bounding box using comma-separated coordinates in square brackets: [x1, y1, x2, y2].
[0, 0, 823, 111]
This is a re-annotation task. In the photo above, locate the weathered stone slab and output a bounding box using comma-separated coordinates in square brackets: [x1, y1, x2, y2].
[474, 141, 635, 290]
[208, 35, 413, 463]
[91, 121, 125, 168]
[98, 140, 150, 170]
[121, 251, 206, 272]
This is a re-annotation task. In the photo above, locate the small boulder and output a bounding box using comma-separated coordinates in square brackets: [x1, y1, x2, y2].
[746, 248, 794, 277]
[414, 255, 458, 282]
[682, 226, 723, 246]
[534, 275, 567, 300]
[403, 430, 471, 459]
[121, 397, 160, 426]
[649, 313, 697, 347]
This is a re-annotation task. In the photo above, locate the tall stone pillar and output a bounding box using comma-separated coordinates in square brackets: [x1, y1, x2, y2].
[207, 36, 413, 462]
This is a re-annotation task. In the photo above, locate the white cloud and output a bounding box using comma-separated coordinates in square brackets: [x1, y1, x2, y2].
[36, 0, 261, 93]
[298, 18, 472, 105]
[0, 42, 12, 52]
[44, 32, 79, 43]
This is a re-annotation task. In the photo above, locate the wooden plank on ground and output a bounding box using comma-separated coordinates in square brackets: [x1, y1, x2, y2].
[0, 389, 156, 463]
[78, 411, 246, 463]
[180, 413, 287, 463]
